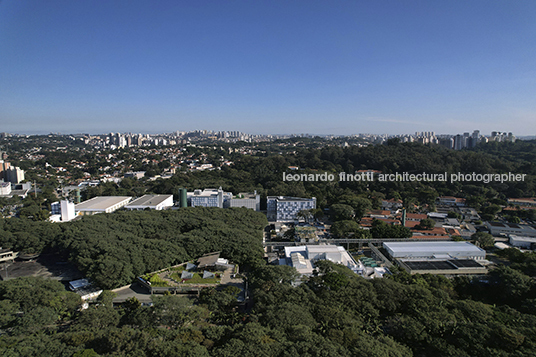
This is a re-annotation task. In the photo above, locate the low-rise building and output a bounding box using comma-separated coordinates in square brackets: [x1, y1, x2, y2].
[0, 248, 15, 263]
[281, 245, 363, 276]
[383, 241, 487, 275]
[124, 171, 146, 179]
[369, 210, 391, 219]
[459, 207, 481, 221]
[509, 235, 536, 249]
[485, 222, 536, 237]
[69, 278, 103, 301]
[383, 241, 486, 260]
[507, 198, 536, 207]
[404, 213, 428, 221]
[382, 198, 403, 211]
[437, 196, 466, 207]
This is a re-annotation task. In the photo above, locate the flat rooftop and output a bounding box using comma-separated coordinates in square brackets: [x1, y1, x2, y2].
[76, 196, 132, 211]
[234, 192, 258, 199]
[189, 189, 230, 197]
[510, 235, 536, 243]
[487, 222, 536, 231]
[403, 259, 483, 271]
[197, 252, 221, 268]
[126, 194, 173, 207]
[268, 196, 315, 202]
[384, 241, 485, 255]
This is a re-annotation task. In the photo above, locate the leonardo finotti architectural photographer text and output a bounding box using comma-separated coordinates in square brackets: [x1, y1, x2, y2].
[282, 171, 526, 184]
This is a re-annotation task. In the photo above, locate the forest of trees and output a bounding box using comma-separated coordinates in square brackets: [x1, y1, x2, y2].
[1, 139, 536, 355]
[0, 207, 267, 289]
[0, 205, 535, 356]
[1, 251, 536, 356]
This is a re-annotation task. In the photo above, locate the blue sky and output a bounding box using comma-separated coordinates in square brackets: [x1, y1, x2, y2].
[1, 0, 535, 135]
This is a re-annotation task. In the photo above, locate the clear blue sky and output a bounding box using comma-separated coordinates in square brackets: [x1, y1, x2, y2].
[1, 0, 535, 136]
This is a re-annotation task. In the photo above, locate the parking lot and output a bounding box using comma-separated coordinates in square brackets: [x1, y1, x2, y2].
[0, 252, 83, 282]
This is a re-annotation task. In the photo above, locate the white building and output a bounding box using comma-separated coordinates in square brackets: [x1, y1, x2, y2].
[485, 222, 536, 237]
[383, 241, 486, 260]
[384, 241, 487, 275]
[229, 191, 260, 211]
[125, 194, 174, 210]
[61, 200, 76, 221]
[0, 182, 11, 196]
[75, 196, 132, 215]
[281, 245, 363, 276]
[0, 248, 15, 263]
[187, 188, 232, 208]
[69, 279, 103, 301]
[509, 235, 536, 249]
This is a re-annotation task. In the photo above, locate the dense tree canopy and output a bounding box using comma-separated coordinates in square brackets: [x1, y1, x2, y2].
[4, 259, 535, 356]
[0, 207, 267, 289]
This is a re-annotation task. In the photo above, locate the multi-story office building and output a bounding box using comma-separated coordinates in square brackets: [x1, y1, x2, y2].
[188, 188, 232, 208]
[229, 191, 260, 211]
[50, 201, 61, 215]
[267, 196, 316, 222]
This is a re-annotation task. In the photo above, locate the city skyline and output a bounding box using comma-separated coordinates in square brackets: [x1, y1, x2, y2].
[1, 1, 535, 135]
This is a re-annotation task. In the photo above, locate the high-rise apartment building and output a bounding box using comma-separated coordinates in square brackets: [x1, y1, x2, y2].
[5, 166, 24, 184]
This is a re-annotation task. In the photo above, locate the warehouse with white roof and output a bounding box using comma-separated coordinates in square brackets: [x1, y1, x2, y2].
[75, 196, 132, 215]
[125, 194, 174, 210]
[383, 241, 486, 260]
[383, 241, 487, 275]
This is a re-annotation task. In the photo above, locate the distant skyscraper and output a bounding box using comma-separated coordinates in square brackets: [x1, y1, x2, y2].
[453, 135, 467, 150]
[5, 166, 24, 183]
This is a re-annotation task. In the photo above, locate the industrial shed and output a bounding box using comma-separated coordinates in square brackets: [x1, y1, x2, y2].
[383, 241, 486, 260]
